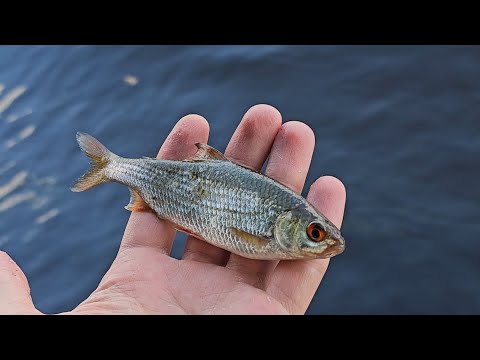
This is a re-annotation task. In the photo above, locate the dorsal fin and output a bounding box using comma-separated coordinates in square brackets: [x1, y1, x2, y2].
[186, 143, 228, 162]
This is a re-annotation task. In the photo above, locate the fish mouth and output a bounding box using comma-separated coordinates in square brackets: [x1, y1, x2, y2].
[324, 236, 345, 257]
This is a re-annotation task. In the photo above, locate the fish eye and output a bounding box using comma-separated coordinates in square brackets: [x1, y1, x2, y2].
[306, 223, 326, 242]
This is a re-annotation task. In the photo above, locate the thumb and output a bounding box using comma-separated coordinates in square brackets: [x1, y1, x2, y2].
[0, 251, 41, 314]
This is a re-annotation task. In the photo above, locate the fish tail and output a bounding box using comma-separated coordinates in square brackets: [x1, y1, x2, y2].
[71, 132, 115, 192]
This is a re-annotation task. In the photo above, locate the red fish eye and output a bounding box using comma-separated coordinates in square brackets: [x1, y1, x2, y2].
[307, 223, 326, 242]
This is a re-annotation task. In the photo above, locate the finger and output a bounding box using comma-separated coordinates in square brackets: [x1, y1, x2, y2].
[0, 251, 40, 314]
[267, 176, 346, 314]
[182, 104, 282, 266]
[120, 115, 209, 254]
[220, 104, 284, 282]
[224, 104, 283, 169]
[226, 121, 315, 287]
[264, 121, 315, 192]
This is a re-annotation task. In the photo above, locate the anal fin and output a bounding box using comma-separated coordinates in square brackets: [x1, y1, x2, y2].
[230, 227, 270, 248]
[125, 188, 152, 212]
[174, 224, 206, 241]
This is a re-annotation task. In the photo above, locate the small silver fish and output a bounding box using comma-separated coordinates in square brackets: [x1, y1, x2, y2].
[72, 132, 345, 260]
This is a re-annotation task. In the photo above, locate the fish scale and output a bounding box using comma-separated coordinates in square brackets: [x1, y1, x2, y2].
[109, 159, 296, 256]
[72, 132, 345, 260]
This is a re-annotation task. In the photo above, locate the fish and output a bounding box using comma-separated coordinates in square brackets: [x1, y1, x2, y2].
[71, 132, 345, 260]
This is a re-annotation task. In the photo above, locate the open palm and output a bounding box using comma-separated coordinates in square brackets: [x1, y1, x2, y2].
[0, 105, 346, 315]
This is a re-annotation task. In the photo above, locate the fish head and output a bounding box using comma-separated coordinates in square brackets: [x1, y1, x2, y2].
[274, 204, 345, 259]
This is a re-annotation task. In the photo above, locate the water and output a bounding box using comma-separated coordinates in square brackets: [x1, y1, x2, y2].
[0, 45, 478, 314]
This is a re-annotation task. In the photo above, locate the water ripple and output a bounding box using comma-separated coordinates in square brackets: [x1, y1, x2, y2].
[0, 86, 27, 114]
[4, 125, 36, 150]
[35, 208, 60, 224]
[0, 191, 36, 212]
[0, 171, 28, 199]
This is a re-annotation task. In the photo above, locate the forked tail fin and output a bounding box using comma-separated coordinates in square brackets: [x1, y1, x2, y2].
[71, 132, 114, 192]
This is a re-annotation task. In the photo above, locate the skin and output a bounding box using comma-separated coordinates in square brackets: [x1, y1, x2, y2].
[0, 104, 346, 315]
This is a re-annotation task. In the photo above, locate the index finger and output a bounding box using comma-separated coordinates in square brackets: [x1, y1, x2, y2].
[266, 176, 347, 314]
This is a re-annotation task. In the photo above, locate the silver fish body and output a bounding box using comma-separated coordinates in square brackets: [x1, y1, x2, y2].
[72, 132, 345, 260]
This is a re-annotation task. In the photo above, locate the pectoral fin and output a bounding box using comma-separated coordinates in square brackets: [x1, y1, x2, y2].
[230, 228, 270, 248]
[125, 188, 152, 212]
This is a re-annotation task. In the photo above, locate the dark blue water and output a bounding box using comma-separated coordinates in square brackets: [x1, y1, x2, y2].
[0, 45, 478, 314]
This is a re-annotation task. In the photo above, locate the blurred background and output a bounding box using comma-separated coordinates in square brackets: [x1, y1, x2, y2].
[0, 45, 478, 314]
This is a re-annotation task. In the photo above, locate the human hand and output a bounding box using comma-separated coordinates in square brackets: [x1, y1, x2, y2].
[0, 104, 346, 314]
